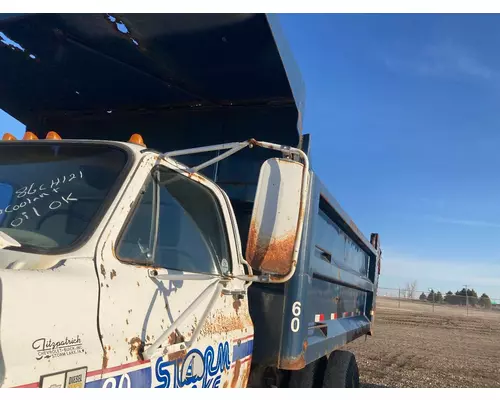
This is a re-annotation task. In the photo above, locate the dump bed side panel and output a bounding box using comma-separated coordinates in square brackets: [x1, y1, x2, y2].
[278, 174, 378, 369]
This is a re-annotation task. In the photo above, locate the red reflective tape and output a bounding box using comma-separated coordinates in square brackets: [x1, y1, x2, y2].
[314, 314, 325, 322]
[232, 334, 254, 343]
[87, 359, 149, 378]
[331, 313, 337, 320]
[14, 382, 39, 388]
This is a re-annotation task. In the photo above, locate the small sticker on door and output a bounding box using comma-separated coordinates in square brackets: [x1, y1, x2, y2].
[39, 366, 88, 388]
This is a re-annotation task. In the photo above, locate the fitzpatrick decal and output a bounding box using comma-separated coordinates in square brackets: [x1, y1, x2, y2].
[32, 335, 84, 360]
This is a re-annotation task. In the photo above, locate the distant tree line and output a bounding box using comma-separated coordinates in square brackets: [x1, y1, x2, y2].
[418, 288, 493, 309]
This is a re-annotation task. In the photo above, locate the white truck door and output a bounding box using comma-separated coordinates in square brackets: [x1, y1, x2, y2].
[0, 261, 103, 388]
[91, 156, 254, 388]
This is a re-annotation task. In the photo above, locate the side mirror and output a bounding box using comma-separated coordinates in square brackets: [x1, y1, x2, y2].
[245, 158, 305, 279]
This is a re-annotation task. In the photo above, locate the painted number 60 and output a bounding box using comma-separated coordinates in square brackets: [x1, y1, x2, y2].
[291, 301, 301, 333]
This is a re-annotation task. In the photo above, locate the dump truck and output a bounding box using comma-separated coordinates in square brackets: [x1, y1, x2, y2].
[0, 13, 381, 388]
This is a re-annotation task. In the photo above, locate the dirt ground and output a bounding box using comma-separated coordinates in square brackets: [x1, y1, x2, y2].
[345, 297, 500, 388]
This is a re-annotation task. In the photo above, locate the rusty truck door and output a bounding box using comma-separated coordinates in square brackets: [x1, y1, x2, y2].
[90, 154, 254, 388]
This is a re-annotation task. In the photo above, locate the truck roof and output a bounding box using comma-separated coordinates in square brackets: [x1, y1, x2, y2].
[0, 13, 305, 147]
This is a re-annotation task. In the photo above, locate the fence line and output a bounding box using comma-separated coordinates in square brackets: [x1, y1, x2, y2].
[376, 287, 500, 316]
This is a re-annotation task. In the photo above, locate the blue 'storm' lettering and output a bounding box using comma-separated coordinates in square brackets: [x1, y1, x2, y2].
[155, 358, 173, 388]
[154, 341, 230, 388]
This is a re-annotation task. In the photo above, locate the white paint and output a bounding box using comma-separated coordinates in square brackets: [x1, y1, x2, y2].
[0, 260, 103, 387]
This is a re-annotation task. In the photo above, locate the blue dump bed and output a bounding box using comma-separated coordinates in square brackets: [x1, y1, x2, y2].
[248, 174, 380, 370]
[0, 13, 380, 371]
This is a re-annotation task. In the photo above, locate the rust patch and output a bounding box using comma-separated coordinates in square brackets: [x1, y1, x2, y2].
[100, 264, 106, 279]
[232, 299, 241, 314]
[167, 349, 187, 361]
[110, 270, 117, 280]
[303, 339, 308, 351]
[188, 171, 208, 184]
[168, 331, 185, 345]
[246, 223, 295, 275]
[280, 354, 306, 370]
[129, 337, 144, 361]
[223, 380, 229, 388]
[231, 360, 241, 388]
[137, 281, 140, 287]
[126, 319, 129, 325]
[241, 357, 252, 388]
[199, 310, 252, 336]
[269, 261, 297, 282]
[102, 347, 109, 370]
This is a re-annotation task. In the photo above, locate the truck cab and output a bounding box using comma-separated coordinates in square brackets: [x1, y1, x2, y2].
[0, 13, 381, 388]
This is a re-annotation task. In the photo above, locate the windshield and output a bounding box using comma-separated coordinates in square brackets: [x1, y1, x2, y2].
[0, 142, 129, 252]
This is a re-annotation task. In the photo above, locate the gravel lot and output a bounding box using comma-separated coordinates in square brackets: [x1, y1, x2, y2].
[345, 298, 500, 388]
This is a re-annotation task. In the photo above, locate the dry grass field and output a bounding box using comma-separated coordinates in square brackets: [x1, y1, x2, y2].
[345, 297, 500, 388]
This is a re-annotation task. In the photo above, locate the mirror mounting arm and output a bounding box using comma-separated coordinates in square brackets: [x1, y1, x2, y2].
[163, 138, 310, 285]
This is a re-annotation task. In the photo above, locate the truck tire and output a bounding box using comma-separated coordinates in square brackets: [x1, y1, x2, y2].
[322, 350, 359, 388]
[288, 360, 318, 388]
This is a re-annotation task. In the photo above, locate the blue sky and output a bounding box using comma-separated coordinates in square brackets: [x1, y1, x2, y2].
[279, 14, 500, 299]
[2, 14, 500, 299]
